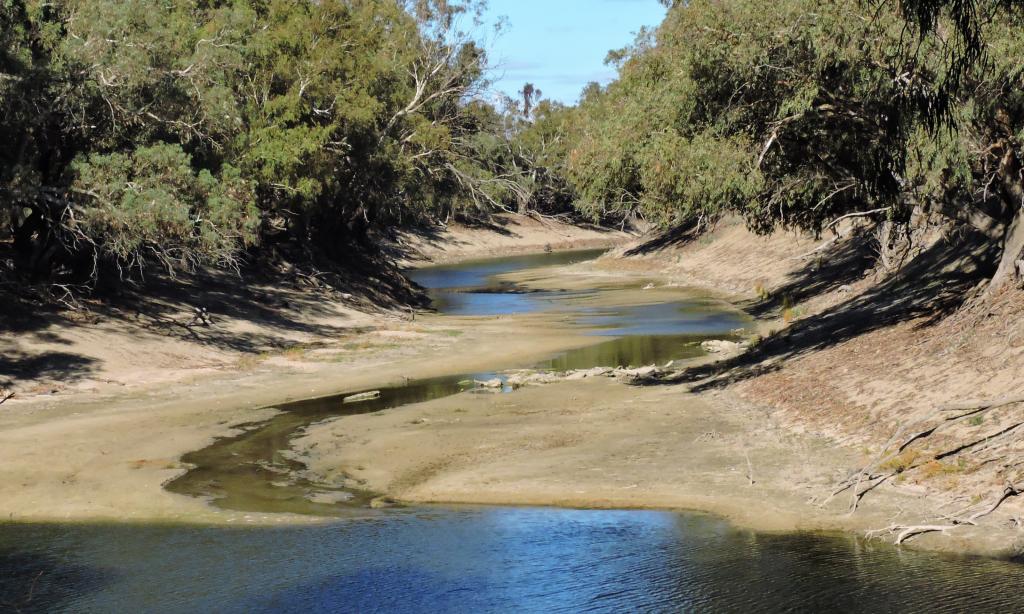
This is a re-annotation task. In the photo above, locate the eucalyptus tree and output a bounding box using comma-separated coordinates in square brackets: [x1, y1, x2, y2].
[564, 0, 1024, 287]
[0, 0, 495, 286]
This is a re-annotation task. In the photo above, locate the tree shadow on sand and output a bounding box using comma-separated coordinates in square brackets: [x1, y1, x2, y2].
[637, 228, 997, 392]
[0, 246, 427, 380]
[0, 334, 97, 389]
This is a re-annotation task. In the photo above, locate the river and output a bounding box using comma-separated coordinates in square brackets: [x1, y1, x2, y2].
[2, 249, 1023, 612]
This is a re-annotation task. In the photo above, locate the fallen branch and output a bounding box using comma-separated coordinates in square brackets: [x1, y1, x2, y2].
[871, 483, 1023, 545]
[825, 394, 1024, 511]
[938, 393, 1024, 414]
[788, 236, 841, 261]
[0, 390, 13, 405]
[898, 394, 1024, 453]
[822, 206, 892, 232]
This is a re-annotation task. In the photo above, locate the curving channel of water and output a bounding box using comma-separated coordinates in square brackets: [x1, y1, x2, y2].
[164, 249, 749, 515]
[3, 249, 1024, 612]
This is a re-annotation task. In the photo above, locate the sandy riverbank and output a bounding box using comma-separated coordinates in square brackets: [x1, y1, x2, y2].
[0, 215, 626, 524]
[2, 213, 1021, 559]
[287, 219, 1024, 557]
[293, 375, 880, 532]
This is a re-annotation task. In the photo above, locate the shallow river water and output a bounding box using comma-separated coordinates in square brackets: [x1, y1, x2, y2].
[5, 508, 1024, 613]
[3, 249, 1024, 612]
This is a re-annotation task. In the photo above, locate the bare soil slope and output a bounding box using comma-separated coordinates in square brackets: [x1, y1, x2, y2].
[608, 217, 1024, 550]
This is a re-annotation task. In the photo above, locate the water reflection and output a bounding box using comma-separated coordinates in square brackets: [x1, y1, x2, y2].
[406, 248, 607, 316]
[165, 374, 486, 515]
[169, 251, 751, 514]
[407, 249, 608, 291]
[579, 299, 748, 337]
[540, 335, 706, 370]
[2, 508, 1022, 613]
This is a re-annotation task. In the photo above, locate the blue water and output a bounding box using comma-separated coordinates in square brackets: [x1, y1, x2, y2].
[5, 250, 1018, 613]
[407, 249, 608, 292]
[406, 248, 606, 316]
[3, 508, 1023, 613]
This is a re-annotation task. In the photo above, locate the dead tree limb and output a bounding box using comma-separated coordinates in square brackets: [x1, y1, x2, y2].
[825, 394, 1024, 512]
[870, 483, 1023, 545]
[938, 393, 1024, 414]
[822, 207, 892, 232]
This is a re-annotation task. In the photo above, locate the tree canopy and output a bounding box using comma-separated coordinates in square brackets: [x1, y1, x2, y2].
[1, 0, 505, 285]
[556, 0, 1024, 285]
[3, 0, 1024, 293]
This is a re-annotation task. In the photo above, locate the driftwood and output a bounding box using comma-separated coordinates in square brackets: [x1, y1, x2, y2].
[868, 483, 1023, 545]
[187, 306, 213, 327]
[0, 390, 13, 405]
[823, 394, 1024, 519]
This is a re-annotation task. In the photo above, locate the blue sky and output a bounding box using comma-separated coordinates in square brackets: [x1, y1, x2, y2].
[480, 0, 667, 105]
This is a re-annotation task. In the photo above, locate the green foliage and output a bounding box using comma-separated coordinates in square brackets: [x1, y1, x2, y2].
[5, 0, 1024, 294]
[1, 0, 496, 284]
[70, 144, 257, 270]
[555, 0, 1024, 288]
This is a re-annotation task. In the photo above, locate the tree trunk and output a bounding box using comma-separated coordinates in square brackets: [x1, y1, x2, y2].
[989, 146, 1024, 290]
[990, 205, 1024, 289]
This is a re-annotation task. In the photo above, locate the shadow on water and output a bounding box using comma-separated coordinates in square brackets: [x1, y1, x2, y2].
[3, 509, 1024, 613]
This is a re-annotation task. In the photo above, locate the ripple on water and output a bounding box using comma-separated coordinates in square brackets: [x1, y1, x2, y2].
[2, 508, 1024, 612]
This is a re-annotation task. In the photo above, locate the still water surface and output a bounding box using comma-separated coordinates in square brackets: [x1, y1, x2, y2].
[3, 508, 1024, 612]
[165, 250, 747, 514]
[3, 249, 1022, 612]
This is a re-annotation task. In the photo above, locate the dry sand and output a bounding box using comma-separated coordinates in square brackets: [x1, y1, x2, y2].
[2, 214, 1021, 557]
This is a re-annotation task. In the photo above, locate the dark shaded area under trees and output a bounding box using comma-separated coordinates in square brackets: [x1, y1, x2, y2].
[0, 0, 581, 311]
[3, 0, 1024, 315]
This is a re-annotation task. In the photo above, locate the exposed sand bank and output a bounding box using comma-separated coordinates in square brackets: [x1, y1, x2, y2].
[294, 376, 874, 533]
[395, 212, 628, 267]
[0, 214, 628, 523]
[2, 213, 1021, 559]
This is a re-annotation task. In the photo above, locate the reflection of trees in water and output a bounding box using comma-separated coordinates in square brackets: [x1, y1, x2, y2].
[0, 546, 108, 612]
[543, 335, 708, 371]
[166, 374, 471, 515]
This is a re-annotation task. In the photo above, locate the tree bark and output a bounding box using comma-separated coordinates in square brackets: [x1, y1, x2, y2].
[991, 208, 1024, 288]
[990, 146, 1024, 289]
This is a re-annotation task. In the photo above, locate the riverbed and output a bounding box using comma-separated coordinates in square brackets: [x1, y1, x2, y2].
[3, 249, 1023, 612]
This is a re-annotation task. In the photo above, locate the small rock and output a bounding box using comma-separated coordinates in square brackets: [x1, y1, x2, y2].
[307, 491, 354, 505]
[700, 340, 743, 354]
[369, 496, 398, 509]
[615, 365, 658, 379]
[474, 378, 503, 389]
[343, 390, 381, 404]
[566, 366, 613, 380]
